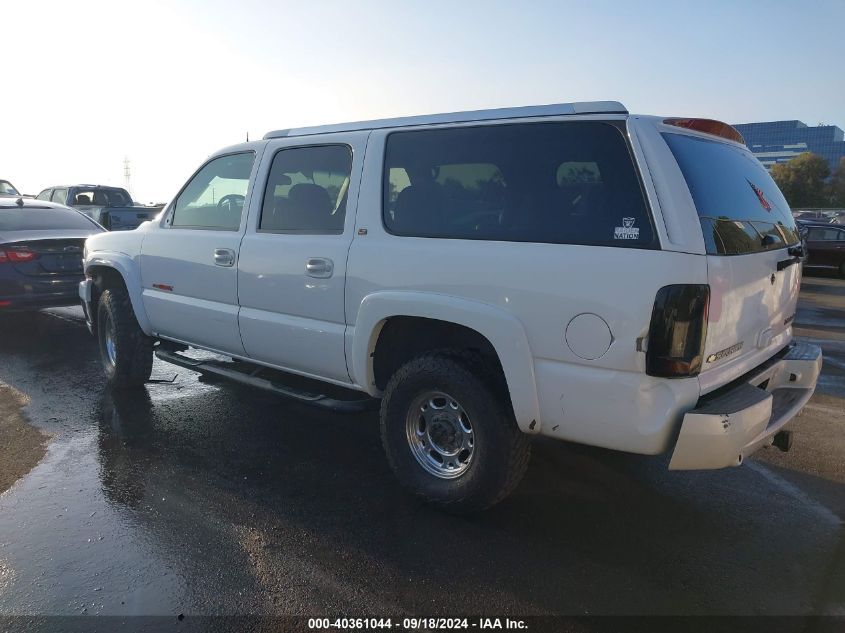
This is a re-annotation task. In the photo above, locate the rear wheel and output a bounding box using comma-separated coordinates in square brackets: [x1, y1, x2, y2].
[97, 287, 153, 389]
[380, 351, 530, 513]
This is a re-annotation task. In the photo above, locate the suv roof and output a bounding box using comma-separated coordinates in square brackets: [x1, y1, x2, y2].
[264, 101, 628, 139]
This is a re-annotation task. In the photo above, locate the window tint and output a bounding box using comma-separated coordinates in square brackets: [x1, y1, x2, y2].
[663, 132, 800, 255]
[383, 122, 654, 247]
[172, 152, 255, 230]
[0, 208, 101, 232]
[51, 188, 68, 205]
[260, 145, 352, 233]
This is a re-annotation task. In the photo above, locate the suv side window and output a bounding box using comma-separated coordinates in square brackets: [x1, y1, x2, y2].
[51, 188, 68, 205]
[171, 152, 255, 230]
[382, 122, 654, 248]
[259, 145, 352, 234]
[36, 189, 52, 201]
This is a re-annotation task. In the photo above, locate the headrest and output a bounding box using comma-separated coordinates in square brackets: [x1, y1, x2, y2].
[288, 183, 332, 215]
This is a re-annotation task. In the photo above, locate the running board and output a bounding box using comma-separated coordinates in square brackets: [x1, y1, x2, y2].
[154, 349, 378, 413]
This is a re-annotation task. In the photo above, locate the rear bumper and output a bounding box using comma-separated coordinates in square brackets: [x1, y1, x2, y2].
[0, 275, 85, 312]
[669, 342, 822, 470]
[0, 292, 82, 311]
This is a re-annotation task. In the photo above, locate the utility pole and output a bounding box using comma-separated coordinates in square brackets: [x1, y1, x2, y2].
[124, 157, 132, 195]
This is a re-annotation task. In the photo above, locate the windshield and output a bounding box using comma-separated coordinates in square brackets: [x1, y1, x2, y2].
[0, 180, 21, 197]
[0, 207, 102, 232]
[663, 132, 800, 254]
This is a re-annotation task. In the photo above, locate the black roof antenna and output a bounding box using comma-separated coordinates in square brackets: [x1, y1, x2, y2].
[246, 132, 249, 142]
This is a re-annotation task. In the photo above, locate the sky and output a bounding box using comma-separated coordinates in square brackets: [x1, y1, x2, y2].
[2, 0, 843, 203]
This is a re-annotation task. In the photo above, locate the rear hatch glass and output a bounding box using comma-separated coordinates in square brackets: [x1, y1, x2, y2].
[663, 132, 801, 391]
[662, 133, 799, 253]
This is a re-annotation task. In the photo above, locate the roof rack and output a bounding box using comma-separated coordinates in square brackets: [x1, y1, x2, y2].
[264, 101, 627, 140]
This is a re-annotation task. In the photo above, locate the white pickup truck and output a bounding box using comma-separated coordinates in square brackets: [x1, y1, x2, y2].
[80, 102, 822, 512]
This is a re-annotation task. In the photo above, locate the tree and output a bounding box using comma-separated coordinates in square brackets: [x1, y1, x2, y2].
[770, 152, 830, 208]
[827, 157, 845, 207]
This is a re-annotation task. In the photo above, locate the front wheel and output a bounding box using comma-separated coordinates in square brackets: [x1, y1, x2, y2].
[380, 352, 530, 513]
[97, 287, 153, 389]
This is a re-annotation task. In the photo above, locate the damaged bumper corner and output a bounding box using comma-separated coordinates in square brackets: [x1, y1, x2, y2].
[668, 342, 822, 470]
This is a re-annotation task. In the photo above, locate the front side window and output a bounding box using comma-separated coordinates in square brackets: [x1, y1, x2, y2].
[383, 122, 654, 247]
[51, 188, 68, 205]
[172, 152, 255, 230]
[0, 180, 20, 196]
[259, 145, 352, 233]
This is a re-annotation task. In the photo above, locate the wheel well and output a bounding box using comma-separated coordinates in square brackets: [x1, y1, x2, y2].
[88, 266, 127, 330]
[372, 317, 507, 392]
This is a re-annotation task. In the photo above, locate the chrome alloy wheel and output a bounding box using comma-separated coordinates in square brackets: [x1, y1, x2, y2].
[405, 390, 475, 479]
[104, 317, 117, 367]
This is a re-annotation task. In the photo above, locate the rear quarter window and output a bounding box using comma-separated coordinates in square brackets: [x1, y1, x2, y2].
[383, 121, 655, 248]
[663, 132, 800, 255]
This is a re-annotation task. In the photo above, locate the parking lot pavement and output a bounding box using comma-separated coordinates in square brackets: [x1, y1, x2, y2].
[0, 275, 843, 619]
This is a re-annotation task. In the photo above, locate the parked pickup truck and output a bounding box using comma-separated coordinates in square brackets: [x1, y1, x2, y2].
[36, 185, 163, 230]
[79, 101, 822, 513]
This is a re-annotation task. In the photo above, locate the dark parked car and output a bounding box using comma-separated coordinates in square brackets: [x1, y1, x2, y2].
[800, 222, 845, 277]
[35, 184, 163, 231]
[0, 197, 105, 311]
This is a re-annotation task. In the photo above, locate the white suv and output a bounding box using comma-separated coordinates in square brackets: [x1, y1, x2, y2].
[79, 101, 822, 512]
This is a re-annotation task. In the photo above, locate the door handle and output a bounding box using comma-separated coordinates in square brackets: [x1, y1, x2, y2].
[305, 257, 334, 278]
[214, 248, 236, 267]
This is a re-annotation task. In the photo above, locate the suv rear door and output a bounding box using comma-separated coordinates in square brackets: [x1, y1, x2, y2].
[661, 129, 803, 393]
[236, 132, 367, 383]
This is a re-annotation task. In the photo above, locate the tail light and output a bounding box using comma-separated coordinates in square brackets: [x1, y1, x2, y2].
[663, 118, 745, 144]
[0, 249, 38, 263]
[646, 285, 710, 378]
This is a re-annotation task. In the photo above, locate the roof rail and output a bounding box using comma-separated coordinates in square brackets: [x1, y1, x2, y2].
[264, 101, 627, 139]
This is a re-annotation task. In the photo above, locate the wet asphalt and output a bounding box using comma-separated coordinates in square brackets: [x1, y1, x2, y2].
[0, 273, 843, 620]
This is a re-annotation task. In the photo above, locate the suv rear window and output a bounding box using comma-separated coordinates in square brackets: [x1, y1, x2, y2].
[71, 188, 131, 207]
[663, 133, 800, 255]
[383, 122, 655, 248]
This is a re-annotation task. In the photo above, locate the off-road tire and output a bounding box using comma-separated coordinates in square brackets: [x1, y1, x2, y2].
[97, 287, 153, 389]
[380, 350, 530, 513]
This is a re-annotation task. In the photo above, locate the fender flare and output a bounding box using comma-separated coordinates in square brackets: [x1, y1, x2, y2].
[350, 291, 542, 433]
[85, 253, 152, 335]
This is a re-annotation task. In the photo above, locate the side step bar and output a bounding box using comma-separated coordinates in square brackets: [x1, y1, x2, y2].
[154, 349, 378, 413]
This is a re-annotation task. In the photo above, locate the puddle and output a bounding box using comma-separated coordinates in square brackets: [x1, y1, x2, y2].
[0, 383, 49, 496]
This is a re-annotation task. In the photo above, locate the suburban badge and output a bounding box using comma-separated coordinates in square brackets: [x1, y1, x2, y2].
[706, 342, 744, 363]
